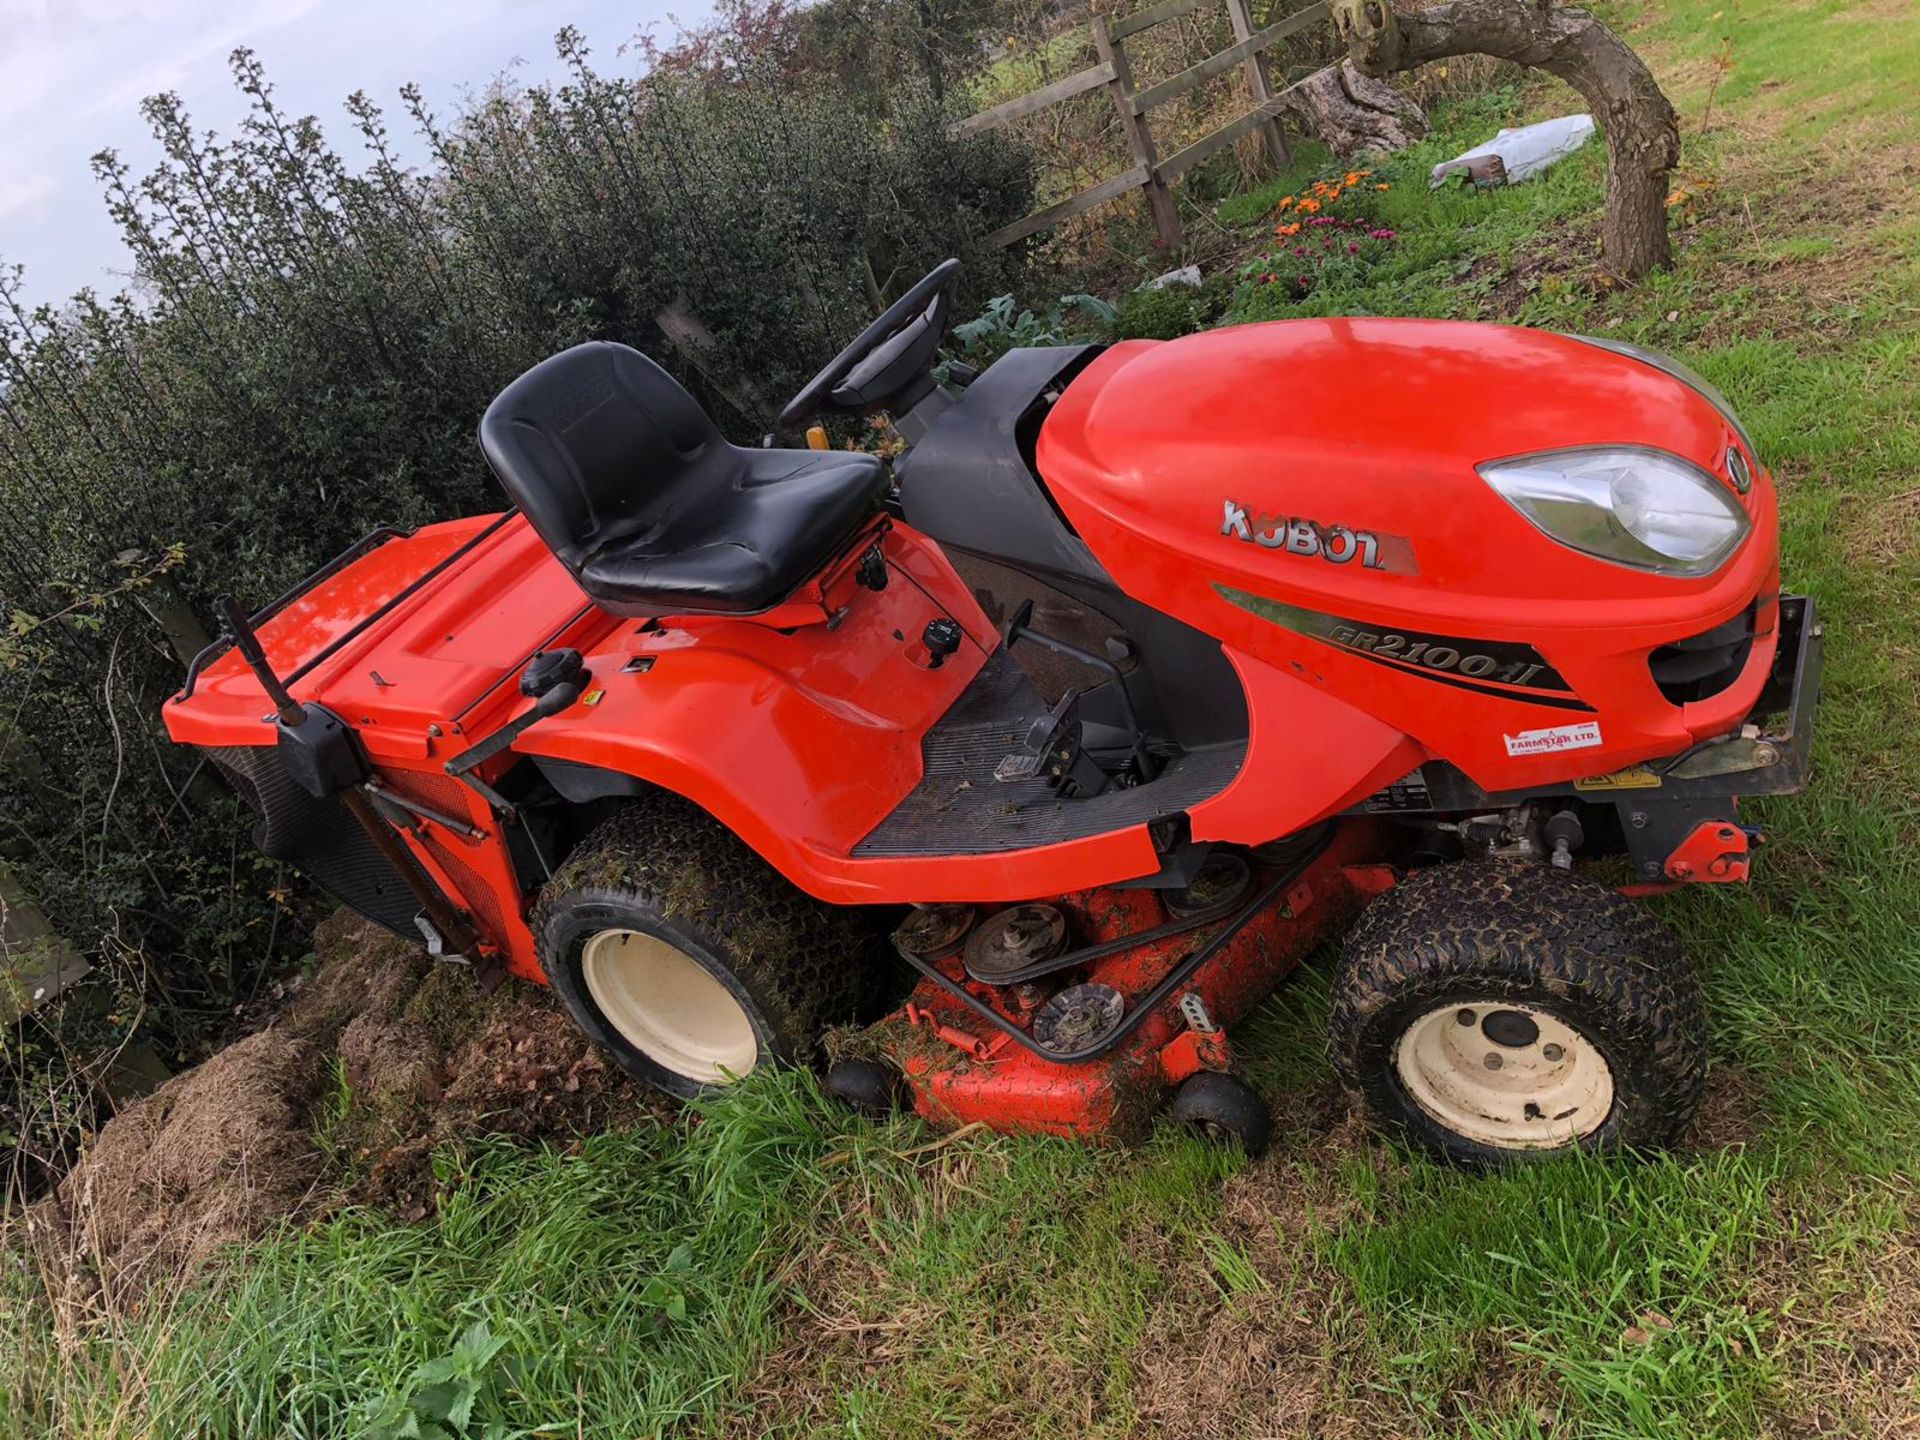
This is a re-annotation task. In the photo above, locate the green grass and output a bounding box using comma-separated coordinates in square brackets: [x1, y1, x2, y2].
[970, 28, 1097, 109]
[10, 3, 1920, 1435]
[5, 1083, 834, 1436]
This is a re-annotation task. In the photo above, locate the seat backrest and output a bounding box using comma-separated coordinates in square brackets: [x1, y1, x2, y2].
[479, 342, 725, 568]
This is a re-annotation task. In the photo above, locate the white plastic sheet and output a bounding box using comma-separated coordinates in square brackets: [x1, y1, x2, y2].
[1430, 114, 1596, 188]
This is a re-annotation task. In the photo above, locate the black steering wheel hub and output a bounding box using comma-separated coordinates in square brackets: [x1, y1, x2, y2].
[776, 258, 963, 436]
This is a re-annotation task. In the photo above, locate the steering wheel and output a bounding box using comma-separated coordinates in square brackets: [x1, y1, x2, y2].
[776, 258, 963, 436]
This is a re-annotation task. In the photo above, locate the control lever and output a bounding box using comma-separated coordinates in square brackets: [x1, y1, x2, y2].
[445, 648, 591, 778]
[217, 594, 305, 725]
[1002, 600, 1157, 781]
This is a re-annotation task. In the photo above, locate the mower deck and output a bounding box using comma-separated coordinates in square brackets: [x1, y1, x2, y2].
[856, 820, 1396, 1142]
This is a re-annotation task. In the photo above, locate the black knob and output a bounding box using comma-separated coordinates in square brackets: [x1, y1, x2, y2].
[923, 618, 963, 669]
[521, 648, 586, 698]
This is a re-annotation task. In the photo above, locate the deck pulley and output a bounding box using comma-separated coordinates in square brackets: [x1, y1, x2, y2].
[1033, 983, 1125, 1053]
[964, 904, 1069, 983]
[893, 904, 976, 961]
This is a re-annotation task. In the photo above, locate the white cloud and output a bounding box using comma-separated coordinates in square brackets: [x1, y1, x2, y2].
[0, 173, 58, 224]
[0, 1, 321, 133]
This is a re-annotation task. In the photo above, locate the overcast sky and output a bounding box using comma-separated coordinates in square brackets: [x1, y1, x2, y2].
[1, 0, 709, 306]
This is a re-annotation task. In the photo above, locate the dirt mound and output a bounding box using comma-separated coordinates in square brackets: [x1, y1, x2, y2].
[345, 960, 660, 1219]
[31, 912, 657, 1308]
[31, 1028, 329, 1312]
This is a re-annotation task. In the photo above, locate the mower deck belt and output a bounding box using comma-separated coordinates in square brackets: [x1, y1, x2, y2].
[959, 888, 1246, 986]
[892, 832, 1330, 1065]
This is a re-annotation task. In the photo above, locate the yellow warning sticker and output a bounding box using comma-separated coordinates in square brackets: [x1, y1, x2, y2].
[1573, 765, 1662, 792]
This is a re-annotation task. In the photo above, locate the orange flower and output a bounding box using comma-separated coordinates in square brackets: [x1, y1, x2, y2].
[1275, 221, 1302, 236]
[1276, 195, 1295, 211]
[1375, 182, 1391, 191]
[1343, 171, 1363, 186]
[1296, 197, 1320, 214]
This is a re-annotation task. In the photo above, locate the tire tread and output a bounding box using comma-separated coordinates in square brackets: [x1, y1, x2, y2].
[1329, 863, 1705, 1163]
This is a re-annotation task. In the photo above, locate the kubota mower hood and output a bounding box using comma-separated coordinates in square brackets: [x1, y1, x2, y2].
[1035, 318, 1782, 787]
[1036, 318, 1769, 609]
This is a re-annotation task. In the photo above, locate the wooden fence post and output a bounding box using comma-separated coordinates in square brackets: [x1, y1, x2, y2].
[656, 297, 773, 425]
[1092, 14, 1184, 250]
[1222, 0, 1293, 169]
[0, 863, 90, 1026]
[951, 1, 1332, 249]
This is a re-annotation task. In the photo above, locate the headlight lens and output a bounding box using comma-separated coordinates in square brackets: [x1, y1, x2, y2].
[1478, 446, 1751, 576]
[1570, 334, 1758, 460]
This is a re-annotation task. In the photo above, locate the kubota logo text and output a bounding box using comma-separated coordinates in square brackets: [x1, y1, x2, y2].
[1219, 500, 1413, 573]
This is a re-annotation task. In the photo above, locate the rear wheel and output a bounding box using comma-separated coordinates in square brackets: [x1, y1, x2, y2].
[1329, 863, 1705, 1167]
[532, 796, 877, 1098]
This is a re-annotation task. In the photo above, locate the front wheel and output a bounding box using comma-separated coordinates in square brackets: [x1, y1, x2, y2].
[1329, 864, 1705, 1167]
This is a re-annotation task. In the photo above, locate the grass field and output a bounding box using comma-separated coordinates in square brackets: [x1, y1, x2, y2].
[6, 2, 1919, 1435]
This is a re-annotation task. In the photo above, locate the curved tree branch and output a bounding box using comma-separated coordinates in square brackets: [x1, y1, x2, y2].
[1332, 0, 1679, 279]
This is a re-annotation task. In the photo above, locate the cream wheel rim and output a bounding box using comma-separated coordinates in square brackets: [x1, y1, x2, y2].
[581, 928, 758, 1084]
[1393, 1001, 1613, 1149]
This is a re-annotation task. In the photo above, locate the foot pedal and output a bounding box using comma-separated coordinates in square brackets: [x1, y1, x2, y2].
[994, 692, 1111, 796]
[994, 750, 1045, 782]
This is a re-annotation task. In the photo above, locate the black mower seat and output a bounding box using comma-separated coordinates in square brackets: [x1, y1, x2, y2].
[480, 341, 888, 617]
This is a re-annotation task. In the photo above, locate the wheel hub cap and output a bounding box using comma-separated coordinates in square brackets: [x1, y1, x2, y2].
[581, 928, 757, 1085]
[1393, 1001, 1613, 1149]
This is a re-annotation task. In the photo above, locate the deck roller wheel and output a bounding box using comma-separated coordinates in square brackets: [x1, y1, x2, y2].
[825, 1058, 903, 1115]
[1169, 1072, 1272, 1156]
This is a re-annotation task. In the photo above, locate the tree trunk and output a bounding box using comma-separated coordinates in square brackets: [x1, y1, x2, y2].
[1278, 59, 1429, 157]
[1334, 0, 1678, 278]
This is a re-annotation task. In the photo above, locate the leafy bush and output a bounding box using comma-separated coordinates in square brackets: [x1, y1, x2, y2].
[1112, 276, 1229, 340]
[949, 291, 1116, 365]
[0, 26, 1035, 1179]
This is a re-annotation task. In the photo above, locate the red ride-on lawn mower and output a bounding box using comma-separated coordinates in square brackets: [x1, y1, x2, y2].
[165, 260, 1820, 1165]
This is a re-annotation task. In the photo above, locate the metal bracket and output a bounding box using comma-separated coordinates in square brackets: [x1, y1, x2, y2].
[415, 914, 466, 962]
[1179, 992, 1218, 1033]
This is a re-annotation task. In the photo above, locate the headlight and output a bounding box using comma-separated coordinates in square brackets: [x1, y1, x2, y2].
[1570, 334, 1758, 460]
[1478, 446, 1751, 577]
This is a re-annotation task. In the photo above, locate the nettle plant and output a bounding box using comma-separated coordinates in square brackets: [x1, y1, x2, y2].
[1238, 169, 1400, 303]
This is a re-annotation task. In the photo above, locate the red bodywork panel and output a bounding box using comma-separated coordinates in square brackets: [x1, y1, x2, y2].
[166, 318, 1782, 983]
[167, 513, 1163, 978]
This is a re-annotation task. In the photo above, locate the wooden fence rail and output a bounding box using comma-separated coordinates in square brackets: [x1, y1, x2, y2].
[958, 0, 1332, 250]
